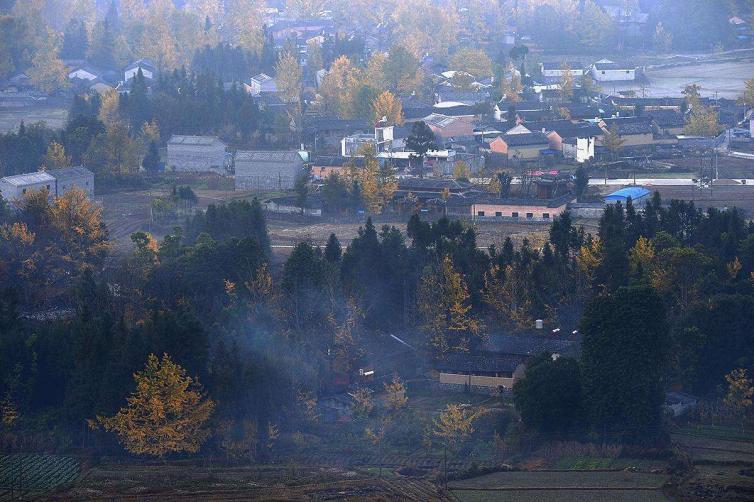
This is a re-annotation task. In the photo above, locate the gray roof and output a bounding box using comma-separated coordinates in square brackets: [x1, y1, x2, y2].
[433, 352, 528, 373]
[542, 62, 584, 71]
[487, 334, 579, 357]
[168, 135, 225, 147]
[502, 132, 550, 146]
[236, 150, 303, 162]
[47, 166, 93, 182]
[1, 171, 55, 186]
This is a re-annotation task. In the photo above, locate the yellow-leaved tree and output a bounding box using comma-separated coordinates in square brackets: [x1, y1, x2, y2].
[418, 255, 481, 355]
[371, 91, 403, 125]
[95, 353, 214, 458]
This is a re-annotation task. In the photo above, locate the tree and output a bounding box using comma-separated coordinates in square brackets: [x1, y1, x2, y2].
[453, 160, 471, 181]
[575, 166, 589, 201]
[603, 125, 625, 160]
[384, 374, 408, 412]
[433, 403, 484, 488]
[449, 47, 492, 79]
[418, 255, 481, 355]
[275, 51, 303, 103]
[405, 121, 436, 178]
[383, 45, 421, 94]
[42, 141, 71, 170]
[724, 368, 753, 419]
[324, 233, 342, 262]
[685, 107, 721, 137]
[319, 55, 362, 118]
[371, 91, 403, 125]
[740, 77, 754, 109]
[513, 355, 584, 434]
[95, 353, 215, 458]
[653, 22, 673, 53]
[580, 287, 668, 442]
[142, 140, 160, 172]
[357, 145, 396, 214]
[559, 63, 574, 101]
[28, 34, 69, 93]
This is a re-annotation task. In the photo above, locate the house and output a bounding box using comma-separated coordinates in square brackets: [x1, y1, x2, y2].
[563, 137, 595, 163]
[234, 150, 305, 190]
[0, 166, 94, 201]
[264, 195, 322, 216]
[424, 113, 477, 147]
[539, 62, 585, 83]
[124, 59, 156, 81]
[249, 73, 279, 96]
[599, 118, 654, 148]
[590, 59, 636, 82]
[46, 166, 95, 198]
[471, 194, 572, 222]
[341, 124, 395, 157]
[435, 89, 489, 107]
[0, 171, 56, 201]
[434, 352, 528, 392]
[609, 96, 685, 112]
[166, 135, 227, 173]
[489, 132, 551, 161]
[604, 186, 651, 207]
[68, 66, 102, 82]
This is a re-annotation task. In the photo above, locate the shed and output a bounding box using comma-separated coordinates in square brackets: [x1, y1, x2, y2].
[167, 135, 227, 173]
[234, 150, 305, 190]
[604, 186, 651, 205]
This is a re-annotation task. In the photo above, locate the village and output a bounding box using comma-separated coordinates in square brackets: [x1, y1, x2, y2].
[2, 1, 754, 501]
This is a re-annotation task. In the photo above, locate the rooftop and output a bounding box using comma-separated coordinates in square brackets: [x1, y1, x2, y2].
[236, 150, 303, 162]
[605, 186, 651, 201]
[1, 171, 55, 186]
[46, 166, 93, 182]
[433, 352, 528, 373]
[167, 135, 225, 147]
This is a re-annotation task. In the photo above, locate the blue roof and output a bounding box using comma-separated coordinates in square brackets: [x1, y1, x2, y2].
[605, 186, 651, 201]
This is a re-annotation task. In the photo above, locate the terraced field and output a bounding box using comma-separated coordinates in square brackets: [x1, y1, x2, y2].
[0, 454, 79, 501]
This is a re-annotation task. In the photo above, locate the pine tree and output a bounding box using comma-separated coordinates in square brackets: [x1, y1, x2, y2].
[142, 140, 160, 172]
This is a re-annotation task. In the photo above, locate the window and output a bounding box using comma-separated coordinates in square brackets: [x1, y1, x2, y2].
[495, 211, 502, 217]
[477, 211, 485, 217]
[526, 212, 534, 219]
[46, 185, 50, 190]
[543, 213, 550, 219]
[512, 212, 519, 218]
[601, 70, 606, 75]
[22, 188, 26, 194]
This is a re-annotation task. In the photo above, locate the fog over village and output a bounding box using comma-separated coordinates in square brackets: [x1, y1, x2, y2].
[3, 1, 754, 500]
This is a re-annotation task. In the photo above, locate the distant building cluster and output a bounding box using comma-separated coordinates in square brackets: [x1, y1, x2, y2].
[0, 166, 94, 203]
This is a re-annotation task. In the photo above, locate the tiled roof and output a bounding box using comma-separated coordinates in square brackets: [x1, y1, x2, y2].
[236, 150, 303, 162]
[433, 352, 528, 373]
[168, 135, 225, 147]
[46, 166, 93, 182]
[1, 171, 54, 186]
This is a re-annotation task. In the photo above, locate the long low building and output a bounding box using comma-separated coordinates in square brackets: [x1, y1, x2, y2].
[435, 352, 529, 392]
[234, 150, 305, 190]
[167, 135, 227, 173]
[470, 194, 573, 222]
[0, 166, 94, 201]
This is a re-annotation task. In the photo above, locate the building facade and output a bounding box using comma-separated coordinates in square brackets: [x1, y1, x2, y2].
[0, 166, 94, 201]
[167, 135, 227, 173]
[235, 150, 305, 191]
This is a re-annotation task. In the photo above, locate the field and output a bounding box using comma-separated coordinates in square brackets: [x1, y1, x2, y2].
[0, 454, 79, 501]
[98, 187, 554, 257]
[41, 462, 452, 501]
[0, 105, 68, 133]
[449, 470, 670, 502]
[672, 425, 754, 501]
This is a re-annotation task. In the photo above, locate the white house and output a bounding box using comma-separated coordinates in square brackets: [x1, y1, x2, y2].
[0, 166, 94, 202]
[68, 66, 101, 82]
[590, 59, 636, 82]
[124, 59, 156, 81]
[0, 171, 55, 201]
[249, 73, 279, 96]
[539, 62, 585, 80]
[167, 135, 227, 173]
[562, 137, 595, 163]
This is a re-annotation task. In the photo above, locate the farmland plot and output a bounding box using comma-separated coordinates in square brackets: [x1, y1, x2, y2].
[0, 454, 79, 501]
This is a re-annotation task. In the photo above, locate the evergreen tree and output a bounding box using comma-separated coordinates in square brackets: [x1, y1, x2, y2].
[580, 286, 668, 442]
[142, 140, 160, 172]
[324, 233, 342, 263]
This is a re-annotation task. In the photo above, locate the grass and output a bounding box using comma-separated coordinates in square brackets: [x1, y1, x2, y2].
[552, 457, 666, 471]
[676, 424, 754, 443]
[448, 470, 668, 490]
[452, 489, 670, 502]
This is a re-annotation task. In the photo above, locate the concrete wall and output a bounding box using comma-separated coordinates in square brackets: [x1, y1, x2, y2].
[235, 157, 304, 190]
[55, 173, 94, 198]
[472, 202, 568, 221]
[167, 143, 226, 173]
[0, 179, 52, 201]
[592, 68, 636, 82]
